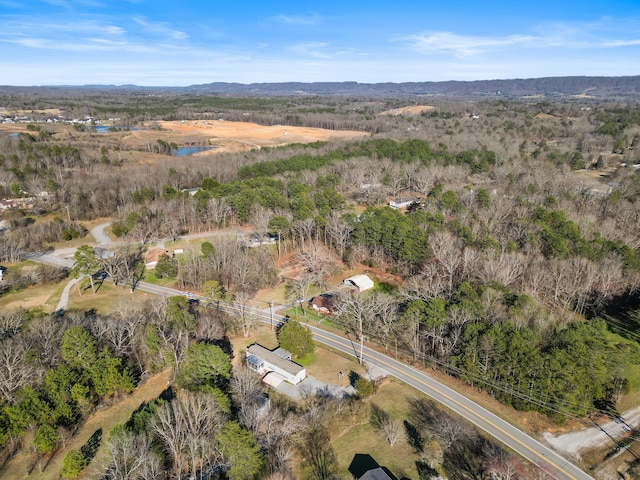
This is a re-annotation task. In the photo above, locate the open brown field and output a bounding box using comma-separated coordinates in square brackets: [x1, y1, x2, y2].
[378, 105, 435, 116]
[123, 119, 370, 154]
[0, 118, 370, 162]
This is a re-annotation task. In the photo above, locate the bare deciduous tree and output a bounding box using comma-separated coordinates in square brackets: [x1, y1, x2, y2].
[103, 431, 162, 480]
[0, 339, 38, 402]
[150, 391, 226, 480]
[370, 403, 402, 446]
[325, 211, 351, 259]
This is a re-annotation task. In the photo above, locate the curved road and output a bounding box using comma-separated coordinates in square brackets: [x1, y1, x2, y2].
[123, 284, 593, 480]
[55, 277, 80, 311]
[304, 324, 592, 480]
[27, 226, 593, 480]
[90, 222, 116, 247]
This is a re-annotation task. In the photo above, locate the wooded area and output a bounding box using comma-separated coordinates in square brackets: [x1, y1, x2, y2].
[2, 88, 640, 479]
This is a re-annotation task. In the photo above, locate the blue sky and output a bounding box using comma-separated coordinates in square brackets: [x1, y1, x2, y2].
[1, 0, 639, 86]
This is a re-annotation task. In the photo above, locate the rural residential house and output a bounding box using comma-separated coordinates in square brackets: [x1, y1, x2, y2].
[388, 197, 416, 209]
[343, 274, 375, 292]
[359, 468, 395, 480]
[349, 454, 396, 480]
[308, 293, 335, 314]
[246, 343, 306, 385]
[143, 247, 168, 269]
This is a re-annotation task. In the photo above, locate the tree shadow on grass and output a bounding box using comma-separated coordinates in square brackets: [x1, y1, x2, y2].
[348, 453, 399, 480]
[80, 428, 102, 464]
[348, 453, 380, 478]
[348, 370, 361, 387]
[404, 420, 424, 453]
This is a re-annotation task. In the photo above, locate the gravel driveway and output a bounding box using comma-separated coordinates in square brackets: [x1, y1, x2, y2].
[275, 375, 356, 400]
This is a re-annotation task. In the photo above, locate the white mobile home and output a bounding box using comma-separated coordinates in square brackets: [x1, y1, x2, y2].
[246, 344, 307, 385]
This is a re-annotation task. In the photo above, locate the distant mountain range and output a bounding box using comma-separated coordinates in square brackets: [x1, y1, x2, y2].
[183, 76, 640, 98]
[4, 76, 640, 99]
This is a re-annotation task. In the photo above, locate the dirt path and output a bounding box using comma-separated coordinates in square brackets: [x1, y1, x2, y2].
[1, 369, 171, 480]
[55, 277, 80, 311]
[542, 405, 640, 459]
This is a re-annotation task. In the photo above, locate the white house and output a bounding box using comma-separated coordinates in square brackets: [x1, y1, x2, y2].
[246, 344, 306, 385]
[342, 274, 375, 292]
[180, 187, 200, 196]
[389, 197, 416, 209]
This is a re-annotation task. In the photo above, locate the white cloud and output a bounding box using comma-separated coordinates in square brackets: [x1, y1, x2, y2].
[133, 16, 188, 40]
[271, 13, 321, 26]
[287, 42, 357, 60]
[395, 20, 640, 57]
[104, 25, 125, 35]
[395, 31, 539, 56]
[289, 42, 332, 59]
[602, 39, 640, 47]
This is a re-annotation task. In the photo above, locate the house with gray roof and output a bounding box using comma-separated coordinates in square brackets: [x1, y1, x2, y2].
[246, 343, 306, 385]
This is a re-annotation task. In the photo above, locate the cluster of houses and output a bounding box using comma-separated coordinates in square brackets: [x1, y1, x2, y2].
[1, 112, 107, 127]
[245, 274, 375, 387]
[0, 191, 50, 212]
[308, 274, 375, 315]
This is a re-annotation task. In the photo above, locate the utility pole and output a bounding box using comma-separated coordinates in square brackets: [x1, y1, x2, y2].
[269, 300, 273, 331]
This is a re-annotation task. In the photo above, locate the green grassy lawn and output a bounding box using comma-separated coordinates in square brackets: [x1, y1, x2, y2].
[281, 306, 328, 325]
[67, 282, 153, 313]
[294, 351, 316, 367]
[332, 380, 421, 479]
[140, 271, 178, 287]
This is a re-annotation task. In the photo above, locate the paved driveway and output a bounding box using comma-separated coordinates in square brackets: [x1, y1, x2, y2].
[274, 375, 356, 400]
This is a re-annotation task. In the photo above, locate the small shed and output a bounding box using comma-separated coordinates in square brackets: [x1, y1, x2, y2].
[180, 187, 201, 196]
[343, 274, 375, 292]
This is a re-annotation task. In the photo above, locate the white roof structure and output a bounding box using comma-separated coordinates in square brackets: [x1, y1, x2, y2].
[389, 197, 415, 209]
[343, 274, 375, 292]
[262, 372, 286, 388]
[246, 344, 306, 385]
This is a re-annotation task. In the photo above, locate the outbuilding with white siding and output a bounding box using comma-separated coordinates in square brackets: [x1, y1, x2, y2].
[342, 274, 375, 292]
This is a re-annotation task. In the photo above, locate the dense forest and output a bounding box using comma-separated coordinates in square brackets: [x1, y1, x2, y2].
[2, 89, 640, 478]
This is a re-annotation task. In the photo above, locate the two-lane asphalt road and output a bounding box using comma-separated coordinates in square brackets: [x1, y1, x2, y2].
[177, 294, 592, 480]
[302, 324, 593, 480]
[27, 247, 593, 480]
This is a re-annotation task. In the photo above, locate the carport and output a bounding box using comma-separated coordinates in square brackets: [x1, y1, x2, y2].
[262, 372, 286, 388]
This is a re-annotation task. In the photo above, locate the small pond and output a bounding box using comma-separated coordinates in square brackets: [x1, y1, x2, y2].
[175, 146, 216, 156]
[92, 125, 144, 133]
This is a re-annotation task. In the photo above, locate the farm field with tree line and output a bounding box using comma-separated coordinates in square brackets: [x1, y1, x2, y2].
[2, 81, 640, 479]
